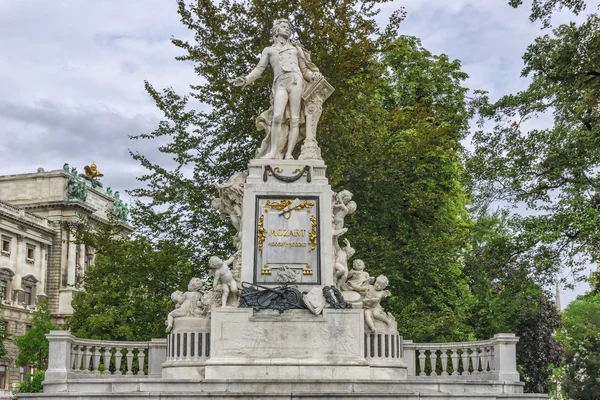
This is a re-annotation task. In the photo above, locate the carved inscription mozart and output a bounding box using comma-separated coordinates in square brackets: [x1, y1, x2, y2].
[254, 196, 320, 284]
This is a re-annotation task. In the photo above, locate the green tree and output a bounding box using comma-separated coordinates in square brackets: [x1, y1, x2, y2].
[556, 284, 600, 399]
[463, 210, 562, 393]
[67, 224, 197, 341]
[14, 301, 57, 371]
[130, 0, 475, 342]
[469, 14, 600, 286]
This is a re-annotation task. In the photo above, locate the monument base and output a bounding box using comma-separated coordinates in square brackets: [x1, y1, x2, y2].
[206, 307, 407, 380]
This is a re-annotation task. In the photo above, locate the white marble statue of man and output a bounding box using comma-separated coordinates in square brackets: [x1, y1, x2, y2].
[232, 19, 322, 160]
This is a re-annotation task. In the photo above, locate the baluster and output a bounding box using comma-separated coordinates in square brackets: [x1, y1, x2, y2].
[114, 347, 123, 375]
[103, 347, 113, 375]
[481, 347, 489, 374]
[473, 348, 481, 374]
[76, 345, 83, 371]
[92, 347, 101, 374]
[138, 348, 146, 375]
[430, 350, 438, 377]
[461, 348, 469, 375]
[450, 349, 459, 376]
[440, 349, 449, 376]
[82, 346, 92, 373]
[126, 347, 134, 375]
[418, 350, 427, 376]
[70, 345, 77, 370]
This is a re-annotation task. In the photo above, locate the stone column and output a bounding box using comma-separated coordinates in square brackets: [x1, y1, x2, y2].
[77, 244, 85, 286]
[66, 235, 76, 286]
[13, 235, 24, 301]
[148, 338, 167, 377]
[38, 244, 47, 296]
[45, 330, 74, 382]
[492, 333, 520, 382]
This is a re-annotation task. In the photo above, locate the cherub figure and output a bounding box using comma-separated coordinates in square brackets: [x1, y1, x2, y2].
[166, 278, 205, 333]
[333, 235, 355, 289]
[213, 171, 248, 249]
[209, 254, 239, 307]
[332, 190, 357, 236]
[346, 259, 374, 293]
[363, 275, 395, 333]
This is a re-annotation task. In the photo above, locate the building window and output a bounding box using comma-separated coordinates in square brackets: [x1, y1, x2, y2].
[26, 246, 35, 264]
[0, 280, 6, 301]
[0, 366, 5, 388]
[19, 366, 32, 382]
[0, 238, 9, 257]
[24, 286, 32, 305]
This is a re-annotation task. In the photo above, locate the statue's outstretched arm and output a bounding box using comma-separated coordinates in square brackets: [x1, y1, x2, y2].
[244, 48, 270, 84]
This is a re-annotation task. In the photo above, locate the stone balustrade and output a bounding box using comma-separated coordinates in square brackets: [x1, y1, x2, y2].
[403, 333, 520, 381]
[46, 331, 167, 381]
[46, 331, 519, 383]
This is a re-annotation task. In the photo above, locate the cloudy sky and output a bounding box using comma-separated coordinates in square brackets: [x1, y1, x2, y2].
[0, 0, 598, 306]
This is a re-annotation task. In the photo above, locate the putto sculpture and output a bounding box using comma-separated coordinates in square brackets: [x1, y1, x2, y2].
[166, 277, 208, 333]
[232, 18, 333, 160]
[209, 255, 239, 307]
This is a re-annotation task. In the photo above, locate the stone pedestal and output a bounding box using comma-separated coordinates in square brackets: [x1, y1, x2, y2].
[241, 159, 333, 291]
[162, 317, 211, 379]
[206, 307, 373, 379]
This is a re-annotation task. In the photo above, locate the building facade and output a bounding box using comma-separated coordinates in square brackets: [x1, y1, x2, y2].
[0, 165, 128, 392]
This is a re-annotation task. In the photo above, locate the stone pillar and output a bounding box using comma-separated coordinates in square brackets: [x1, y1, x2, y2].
[66, 236, 76, 286]
[403, 340, 416, 376]
[38, 244, 47, 297]
[148, 338, 167, 377]
[492, 333, 520, 382]
[13, 235, 24, 301]
[45, 330, 74, 382]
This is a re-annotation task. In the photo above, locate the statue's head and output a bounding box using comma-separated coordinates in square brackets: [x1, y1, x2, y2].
[209, 256, 222, 269]
[374, 275, 389, 290]
[339, 190, 353, 204]
[353, 259, 365, 271]
[188, 277, 203, 291]
[271, 19, 292, 40]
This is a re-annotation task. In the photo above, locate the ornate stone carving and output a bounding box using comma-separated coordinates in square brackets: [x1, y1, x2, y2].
[166, 277, 210, 333]
[332, 190, 356, 237]
[346, 259, 374, 293]
[209, 255, 239, 307]
[232, 19, 332, 160]
[363, 275, 395, 333]
[333, 236, 355, 289]
[213, 170, 248, 250]
[276, 265, 297, 283]
[302, 287, 326, 315]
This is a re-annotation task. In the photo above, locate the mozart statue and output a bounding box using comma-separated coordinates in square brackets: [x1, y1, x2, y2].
[232, 19, 333, 160]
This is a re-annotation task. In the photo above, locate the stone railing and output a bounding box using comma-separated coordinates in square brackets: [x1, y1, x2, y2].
[404, 333, 519, 381]
[0, 200, 49, 228]
[46, 331, 167, 380]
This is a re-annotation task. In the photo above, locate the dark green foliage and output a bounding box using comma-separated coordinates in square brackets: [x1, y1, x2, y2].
[557, 288, 600, 399]
[14, 301, 57, 371]
[15, 371, 45, 394]
[463, 211, 562, 393]
[67, 224, 197, 341]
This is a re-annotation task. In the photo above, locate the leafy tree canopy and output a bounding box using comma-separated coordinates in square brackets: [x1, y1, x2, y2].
[468, 14, 600, 286]
[14, 301, 58, 371]
[556, 287, 600, 398]
[67, 224, 197, 341]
